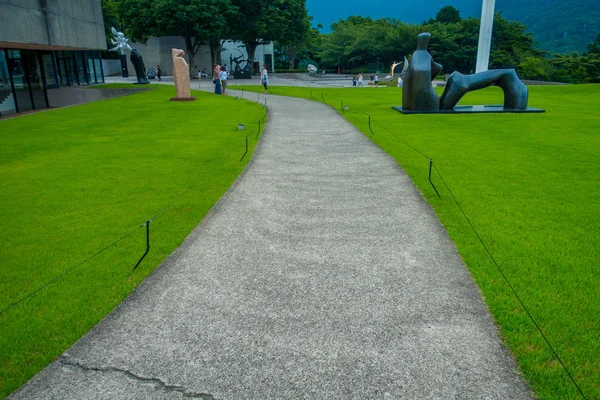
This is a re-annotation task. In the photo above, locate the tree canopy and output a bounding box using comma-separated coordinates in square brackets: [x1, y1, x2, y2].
[119, 0, 236, 72]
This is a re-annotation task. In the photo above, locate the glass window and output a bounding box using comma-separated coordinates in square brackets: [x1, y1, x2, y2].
[41, 53, 58, 88]
[93, 51, 103, 83]
[56, 52, 69, 86]
[22, 50, 47, 110]
[7, 50, 33, 111]
[64, 51, 77, 85]
[77, 51, 88, 85]
[86, 51, 95, 83]
[0, 49, 17, 116]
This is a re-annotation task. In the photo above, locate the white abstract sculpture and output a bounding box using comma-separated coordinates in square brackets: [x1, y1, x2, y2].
[308, 64, 318, 74]
[109, 27, 133, 55]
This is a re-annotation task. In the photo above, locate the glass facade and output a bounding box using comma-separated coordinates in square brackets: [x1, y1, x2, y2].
[0, 50, 17, 116]
[0, 49, 104, 117]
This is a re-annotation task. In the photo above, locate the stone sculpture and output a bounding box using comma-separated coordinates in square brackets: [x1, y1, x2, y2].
[440, 69, 528, 110]
[170, 49, 196, 101]
[396, 32, 541, 114]
[402, 33, 442, 111]
[130, 49, 149, 84]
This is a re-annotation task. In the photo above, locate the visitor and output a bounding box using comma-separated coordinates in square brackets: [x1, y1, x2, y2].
[374, 74, 379, 86]
[370, 73, 374, 86]
[155, 64, 161, 81]
[213, 64, 219, 83]
[220, 65, 228, 95]
[357, 73, 363, 87]
[214, 64, 222, 95]
[352, 75, 357, 87]
[201, 67, 208, 80]
[398, 75, 403, 87]
[261, 64, 269, 94]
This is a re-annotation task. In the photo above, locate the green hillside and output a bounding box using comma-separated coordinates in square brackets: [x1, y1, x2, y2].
[500, 0, 600, 53]
[306, 0, 600, 53]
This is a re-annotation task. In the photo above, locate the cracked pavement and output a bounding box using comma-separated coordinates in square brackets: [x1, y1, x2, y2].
[9, 92, 532, 399]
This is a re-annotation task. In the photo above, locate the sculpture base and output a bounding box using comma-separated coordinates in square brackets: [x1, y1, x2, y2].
[234, 71, 252, 79]
[392, 105, 545, 114]
[134, 82, 150, 85]
[170, 97, 197, 101]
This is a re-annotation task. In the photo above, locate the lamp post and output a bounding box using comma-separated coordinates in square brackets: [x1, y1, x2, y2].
[475, 0, 496, 73]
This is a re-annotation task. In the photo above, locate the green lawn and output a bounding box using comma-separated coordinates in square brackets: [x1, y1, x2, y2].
[234, 83, 599, 399]
[0, 85, 266, 398]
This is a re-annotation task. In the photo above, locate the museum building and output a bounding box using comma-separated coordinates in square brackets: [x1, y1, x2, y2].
[0, 0, 106, 117]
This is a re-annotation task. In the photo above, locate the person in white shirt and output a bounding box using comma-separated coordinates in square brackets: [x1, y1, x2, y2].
[398, 75, 403, 87]
[357, 73, 364, 87]
[219, 66, 228, 95]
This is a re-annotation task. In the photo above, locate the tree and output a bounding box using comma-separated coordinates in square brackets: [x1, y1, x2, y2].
[587, 33, 600, 55]
[101, 0, 121, 58]
[119, 0, 236, 74]
[435, 6, 461, 24]
[229, 0, 279, 68]
[102, 0, 120, 41]
[273, 0, 311, 69]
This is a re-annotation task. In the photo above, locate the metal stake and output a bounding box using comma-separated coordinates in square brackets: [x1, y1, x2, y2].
[429, 159, 441, 198]
[133, 220, 150, 270]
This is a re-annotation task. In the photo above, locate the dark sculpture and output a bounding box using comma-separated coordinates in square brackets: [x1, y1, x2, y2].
[398, 32, 538, 114]
[402, 33, 442, 111]
[130, 49, 150, 84]
[440, 69, 528, 110]
[230, 49, 252, 79]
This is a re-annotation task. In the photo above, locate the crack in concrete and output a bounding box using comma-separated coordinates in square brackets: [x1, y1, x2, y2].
[59, 356, 214, 399]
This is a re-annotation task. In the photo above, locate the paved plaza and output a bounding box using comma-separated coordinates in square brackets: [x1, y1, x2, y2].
[9, 85, 532, 399]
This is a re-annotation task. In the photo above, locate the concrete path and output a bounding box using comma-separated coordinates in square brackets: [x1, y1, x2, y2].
[10, 92, 532, 399]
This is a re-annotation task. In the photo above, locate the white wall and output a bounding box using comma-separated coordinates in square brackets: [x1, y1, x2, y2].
[221, 41, 275, 74]
[108, 37, 274, 77]
[125, 36, 212, 76]
[102, 59, 122, 76]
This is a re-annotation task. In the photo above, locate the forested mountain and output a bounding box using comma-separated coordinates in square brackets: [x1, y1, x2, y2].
[306, 0, 599, 53]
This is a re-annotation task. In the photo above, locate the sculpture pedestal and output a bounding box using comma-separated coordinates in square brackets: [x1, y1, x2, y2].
[392, 105, 545, 114]
[170, 97, 197, 102]
[234, 71, 252, 79]
[120, 54, 129, 78]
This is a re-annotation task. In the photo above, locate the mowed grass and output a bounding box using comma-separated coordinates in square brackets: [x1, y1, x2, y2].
[234, 83, 599, 399]
[0, 84, 266, 397]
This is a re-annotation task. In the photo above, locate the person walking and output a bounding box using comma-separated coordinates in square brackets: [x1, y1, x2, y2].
[220, 65, 229, 95]
[398, 75, 403, 87]
[374, 73, 379, 87]
[357, 73, 363, 87]
[155, 65, 161, 81]
[352, 75, 357, 87]
[261, 64, 269, 94]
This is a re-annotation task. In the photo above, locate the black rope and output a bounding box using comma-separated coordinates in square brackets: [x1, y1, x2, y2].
[0, 224, 144, 316]
[432, 162, 587, 399]
[314, 91, 587, 397]
[150, 145, 245, 222]
[371, 118, 431, 160]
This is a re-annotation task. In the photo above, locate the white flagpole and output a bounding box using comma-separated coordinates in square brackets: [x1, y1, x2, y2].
[476, 0, 496, 73]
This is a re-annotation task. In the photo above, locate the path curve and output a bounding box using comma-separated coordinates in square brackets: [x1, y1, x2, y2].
[10, 91, 532, 399]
